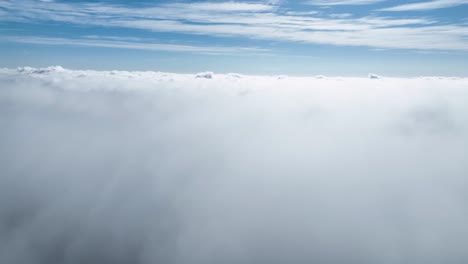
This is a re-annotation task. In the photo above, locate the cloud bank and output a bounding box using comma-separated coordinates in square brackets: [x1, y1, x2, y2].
[1, 67, 468, 264]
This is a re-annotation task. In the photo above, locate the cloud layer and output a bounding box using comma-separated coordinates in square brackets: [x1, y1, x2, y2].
[1, 67, 468, 264]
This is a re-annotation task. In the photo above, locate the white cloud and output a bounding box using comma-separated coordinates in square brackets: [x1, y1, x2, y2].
[177, 2, 275, 12]
[379, 0, 468, 11]
[0, 0, 467, 51]
[1, 67, 468, 264]
[329, 13, 353, 18]
[306, 0, 386, 5]
[0, 36, 269, 55]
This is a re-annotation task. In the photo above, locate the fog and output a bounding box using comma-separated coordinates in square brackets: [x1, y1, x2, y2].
[1, 67, 468, 264]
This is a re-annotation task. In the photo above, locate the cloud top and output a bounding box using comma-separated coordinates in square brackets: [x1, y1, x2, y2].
[1, 67, 468, 264]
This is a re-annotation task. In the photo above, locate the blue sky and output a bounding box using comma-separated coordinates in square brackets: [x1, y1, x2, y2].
[1, 0, 468, 76]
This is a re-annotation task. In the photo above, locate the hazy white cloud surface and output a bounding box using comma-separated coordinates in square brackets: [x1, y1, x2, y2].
[1, 67, 468, 264]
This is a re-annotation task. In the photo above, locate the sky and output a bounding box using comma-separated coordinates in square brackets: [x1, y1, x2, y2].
[1, 0, 468, 76]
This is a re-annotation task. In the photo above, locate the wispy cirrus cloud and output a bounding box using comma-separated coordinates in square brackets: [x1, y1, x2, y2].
[306, 0, 386, 6]
[174, 2, 275, 12]
[379, 0, 468, 11]
[0, 35, 269, 55]
[1, 0, 468, 51]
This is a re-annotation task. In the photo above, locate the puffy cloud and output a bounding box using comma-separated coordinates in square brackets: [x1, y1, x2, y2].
[1, 67, 468, 264]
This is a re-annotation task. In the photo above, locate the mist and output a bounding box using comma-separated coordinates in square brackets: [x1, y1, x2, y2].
[1, 67, 468, 264]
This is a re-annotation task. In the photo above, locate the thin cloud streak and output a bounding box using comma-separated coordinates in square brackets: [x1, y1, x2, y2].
[306, 0, 386, 6]
[379, 0, 468, 11]
[0, 36, 269, 55]
[171, 2, 275, 12]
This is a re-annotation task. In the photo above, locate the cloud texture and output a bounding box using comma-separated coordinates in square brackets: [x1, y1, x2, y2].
[1, 0, 468, 51]
[1, 67, 468, 264]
